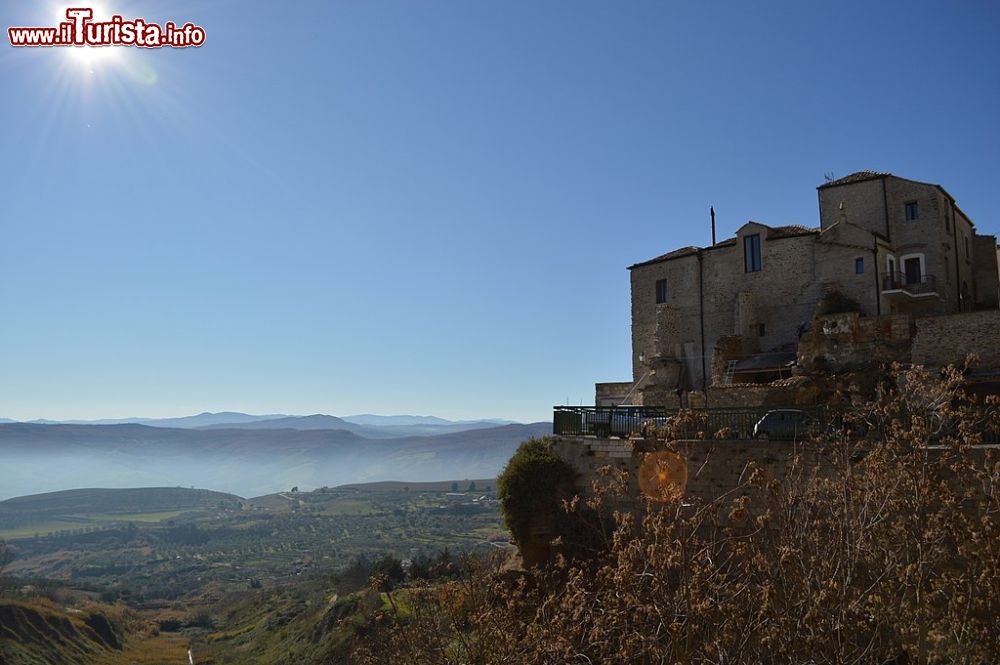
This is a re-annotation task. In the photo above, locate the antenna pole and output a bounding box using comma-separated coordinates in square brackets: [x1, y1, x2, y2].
[710, 206, 716, 245]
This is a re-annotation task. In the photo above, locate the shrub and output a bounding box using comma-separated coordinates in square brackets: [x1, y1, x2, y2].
[496, 437, 576, 547]
[815, 290, 862, 315]
[158, 618, 182, 632]
[186, 610, 214, 629]
[0, 539, 12, 578]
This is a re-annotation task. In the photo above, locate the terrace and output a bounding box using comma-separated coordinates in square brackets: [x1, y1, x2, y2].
[881, 272, 938, 299]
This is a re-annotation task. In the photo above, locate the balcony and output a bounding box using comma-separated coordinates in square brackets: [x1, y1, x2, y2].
[881, 272, 938, 299]
[553, 406, 669, 437]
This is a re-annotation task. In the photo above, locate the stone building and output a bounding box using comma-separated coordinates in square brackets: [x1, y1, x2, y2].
[614, 171, 1000, 406]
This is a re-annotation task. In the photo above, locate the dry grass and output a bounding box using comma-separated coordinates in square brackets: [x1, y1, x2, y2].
[92, 632, 192, 665]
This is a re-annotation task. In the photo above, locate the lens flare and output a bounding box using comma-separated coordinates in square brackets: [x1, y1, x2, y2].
[54, 3, 122, 70]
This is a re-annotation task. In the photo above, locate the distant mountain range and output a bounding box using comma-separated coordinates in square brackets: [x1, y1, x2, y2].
[0, 421, 551, 500]
[6, 412, 520, 438]
[342, 414, 514, 427]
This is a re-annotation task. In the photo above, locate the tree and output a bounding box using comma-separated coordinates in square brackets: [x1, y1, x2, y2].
[468, 481, 477, 492]
[450, 482, 459, 492]
[0, 539, 12, 577]
[496, 437, 576, 549]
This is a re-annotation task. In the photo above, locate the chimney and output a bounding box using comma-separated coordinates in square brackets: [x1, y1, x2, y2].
[710, 206, 716, 245]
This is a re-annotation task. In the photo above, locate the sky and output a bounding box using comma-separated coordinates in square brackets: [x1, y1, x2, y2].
[0, 1, 998, 423]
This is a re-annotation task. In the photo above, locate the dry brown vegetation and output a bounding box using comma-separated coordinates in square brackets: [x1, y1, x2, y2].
[353, 365, 1000, 664]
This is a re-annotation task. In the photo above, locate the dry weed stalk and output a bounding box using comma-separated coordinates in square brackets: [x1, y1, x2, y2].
[354, 365, 999, 664]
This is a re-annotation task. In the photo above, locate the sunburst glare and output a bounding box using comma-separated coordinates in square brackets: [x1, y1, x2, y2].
[53, 3, 122, 71]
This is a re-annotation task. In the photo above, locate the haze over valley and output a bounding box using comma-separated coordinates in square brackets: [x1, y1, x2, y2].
[0, 412, 547, 500]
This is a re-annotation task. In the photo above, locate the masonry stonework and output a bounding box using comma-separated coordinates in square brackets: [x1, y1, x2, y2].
[551, 435, 836, 511]
[620, 172, 1000, 409]
[911, 310, 1000, 369]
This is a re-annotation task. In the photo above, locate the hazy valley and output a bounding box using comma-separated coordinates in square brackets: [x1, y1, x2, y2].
[0, 414, 548, 500]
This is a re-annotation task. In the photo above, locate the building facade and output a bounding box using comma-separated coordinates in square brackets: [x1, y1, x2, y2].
[622, 172, 1000, 404]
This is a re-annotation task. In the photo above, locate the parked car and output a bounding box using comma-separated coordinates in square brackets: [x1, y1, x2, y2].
[752, 409, 824, 441]
[583, 409, 671, 437]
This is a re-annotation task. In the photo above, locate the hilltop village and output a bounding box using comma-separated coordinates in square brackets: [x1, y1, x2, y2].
[544, 171, 1000, 528]
[598, 170, 1000, 410]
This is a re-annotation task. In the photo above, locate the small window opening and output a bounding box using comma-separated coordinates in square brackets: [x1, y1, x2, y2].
[655, 279, 668, 304]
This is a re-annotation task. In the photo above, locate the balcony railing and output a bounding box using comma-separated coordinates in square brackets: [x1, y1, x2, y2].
[881, 272, 937, 296]
[553, 406, 669, 437]
[553, 405, 999, 443]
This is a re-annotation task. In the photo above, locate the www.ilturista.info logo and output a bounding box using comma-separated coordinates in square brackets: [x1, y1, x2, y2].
[8, 8, 205, 48]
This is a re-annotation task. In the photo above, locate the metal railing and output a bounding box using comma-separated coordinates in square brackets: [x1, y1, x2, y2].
[553, 405, 830, 439]
[553, 406, 669, 437]
[881, 272, 937, 296]
[554, 405, 999, 443]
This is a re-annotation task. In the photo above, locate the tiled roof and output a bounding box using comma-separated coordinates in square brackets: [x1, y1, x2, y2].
[628, 246, 699, 269]
[767, 224, 820, 239]
[817, 170, 891, 189]
[628, 223, 817, 269]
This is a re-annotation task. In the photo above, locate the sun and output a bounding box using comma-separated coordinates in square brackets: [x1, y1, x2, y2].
[54, 3, 122, 70]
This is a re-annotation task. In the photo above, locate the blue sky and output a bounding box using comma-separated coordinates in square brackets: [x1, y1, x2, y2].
[1, 0, 998, 422]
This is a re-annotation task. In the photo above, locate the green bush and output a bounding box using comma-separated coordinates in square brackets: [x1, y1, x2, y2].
[497, 437, 576, 546]
[815, 290, 862, 316]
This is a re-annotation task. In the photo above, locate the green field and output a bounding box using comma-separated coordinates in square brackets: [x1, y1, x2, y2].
[0, 508, 206, 540]
[0, 520, 100, 540]
[319, 500, 380, 516]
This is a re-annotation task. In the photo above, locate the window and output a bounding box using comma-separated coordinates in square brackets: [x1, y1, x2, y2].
[945, 209, 952, 233]
[964, 235, 970, 259]
[744, 234, 761, 273]
[905, 201, 919, 221]
[757, 323, 766, 337]
[855, 257, 865, 274]
[655, 278, 668, 304]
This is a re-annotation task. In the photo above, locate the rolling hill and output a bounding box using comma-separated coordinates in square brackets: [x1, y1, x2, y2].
[0, 486, 243, 518]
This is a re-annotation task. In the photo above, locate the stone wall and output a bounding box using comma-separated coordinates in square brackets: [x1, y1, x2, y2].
[819, 177, 888, 236]
[790, 309, 1000, 375]
[706, 376, 818, 408]
[550, 435, 640, 500]
[796, 312, 913, 372]
[674, 439, 834, 505]
[630, 229, 822, 390]
[710, 336, 746, 386]
[911, 310, 1000, 369]
[630, 253, 702, 385]
[707, 384, 772, 407]
[814, 222, 883, 318]
[550, 435, 835, 508]
[595, 382, 632, 407]
[972, 235, 1000, 309]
